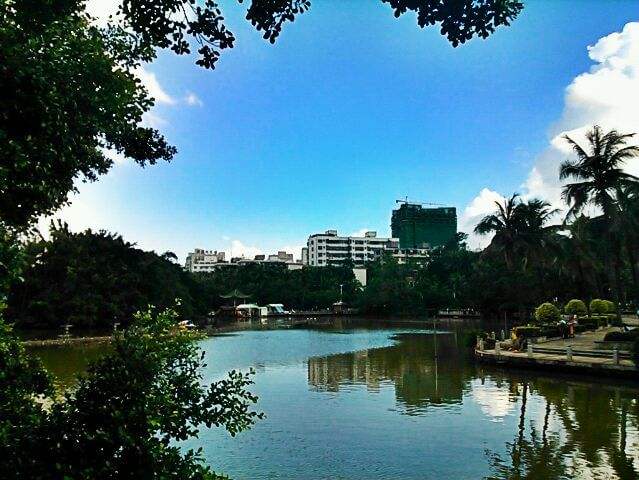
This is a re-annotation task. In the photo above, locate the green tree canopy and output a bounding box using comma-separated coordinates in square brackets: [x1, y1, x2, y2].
[0, 306, 262, 479]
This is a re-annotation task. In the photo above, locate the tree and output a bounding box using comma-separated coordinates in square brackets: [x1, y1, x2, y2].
[0, 306, 262, 479]
[0, 313, 53, 479]
[560, 126, 639, 220]
[6, 222, 203, 329]
[1, 1, 175, 228]
[614, 185, 639, 305]
[475, 194, 557, 271]
[514, 198, 559, 270]
[560, 125, 639, 303]
[475, 194, 523, 269]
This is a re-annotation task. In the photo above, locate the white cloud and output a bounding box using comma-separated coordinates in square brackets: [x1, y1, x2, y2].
[461, 22, 639, 246]
[523, 21, 639, 206]
[458, 188, 506, 249]
[142, 110, 168, 129]
[230, 240, 263, 259]
[135, 67, 175, 105]
[185, 92, 203, 107]
[470, 378, 515, 421]
[85, 0, 120, 25]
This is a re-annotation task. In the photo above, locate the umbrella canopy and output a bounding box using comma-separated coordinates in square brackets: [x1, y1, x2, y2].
[220, 289, 251, 299]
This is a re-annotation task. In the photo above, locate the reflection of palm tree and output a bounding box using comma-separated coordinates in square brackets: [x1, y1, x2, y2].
[609, 401, 638, 480]
[487, 377, 639, 480]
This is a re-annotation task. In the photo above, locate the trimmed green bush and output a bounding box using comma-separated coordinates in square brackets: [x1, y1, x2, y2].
[534, 303, 560, 324]
[602, 300, 616, 314]
[565, 299, 587, 316]
[589, 299, 607, 315]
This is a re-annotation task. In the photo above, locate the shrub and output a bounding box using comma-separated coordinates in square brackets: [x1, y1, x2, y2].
[580, 320, 598, 331]
[602, 300, 616, 314]
[540, 326, 561, 338]
[534, 303, 560, 324]
[514, 326, 541, 338]
[610, 315, 623, 327]
[603, 330, 639, 342]
[589, 299, 607, 315]
[564, 299, 587, 317]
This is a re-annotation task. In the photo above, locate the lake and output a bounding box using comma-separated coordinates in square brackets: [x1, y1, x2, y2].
[31, 319, 639, 479]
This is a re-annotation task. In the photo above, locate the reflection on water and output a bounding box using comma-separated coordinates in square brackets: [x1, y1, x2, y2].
[31, 321, 639, 479]
[27, 342, 109, 389]
[307, 333, 467, 414]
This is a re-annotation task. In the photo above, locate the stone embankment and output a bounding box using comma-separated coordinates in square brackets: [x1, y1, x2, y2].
[476, 326, 638, 379]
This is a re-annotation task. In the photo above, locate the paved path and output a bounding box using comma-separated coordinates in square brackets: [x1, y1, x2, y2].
[538, 326, 617, 350]
[622, 316, 639, 327]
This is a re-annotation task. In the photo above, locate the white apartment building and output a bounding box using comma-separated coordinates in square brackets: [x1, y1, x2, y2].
[184, 249, 226, 273]
[305, 230, 399, 267]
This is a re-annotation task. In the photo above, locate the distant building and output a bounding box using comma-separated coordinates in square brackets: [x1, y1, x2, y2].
[233, 251, 301, 270]
[391, 203, 457, 249]
[184, 249, 226, 273]
[306, 230, 399, 267]
[186, 249, 301, 272]
[392, 248, 430, 265]
[267, 251, 294, 263]
[301, 247, 309, 265]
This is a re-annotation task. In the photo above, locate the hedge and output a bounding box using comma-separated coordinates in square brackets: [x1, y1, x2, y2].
[514, 326, 541, 338]
[603, 330, 639, 342]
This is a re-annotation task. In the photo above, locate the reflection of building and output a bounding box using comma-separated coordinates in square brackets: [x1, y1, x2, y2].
[307, 334, 465, 412]
[391, 203, 457, 249]
[305, 230, 399, 267]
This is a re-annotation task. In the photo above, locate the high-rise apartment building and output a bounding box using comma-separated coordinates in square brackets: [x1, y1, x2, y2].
[305, 230, 399, 267]
[391, 203, 457, 249]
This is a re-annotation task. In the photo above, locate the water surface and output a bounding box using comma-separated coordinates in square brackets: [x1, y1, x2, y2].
[32, 320, 639, 479]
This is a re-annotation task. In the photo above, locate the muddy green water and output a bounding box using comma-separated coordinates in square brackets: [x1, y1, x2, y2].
[29, 320, 639, 479]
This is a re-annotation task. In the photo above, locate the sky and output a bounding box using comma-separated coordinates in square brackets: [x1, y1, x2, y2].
[58, 0, 639, 262]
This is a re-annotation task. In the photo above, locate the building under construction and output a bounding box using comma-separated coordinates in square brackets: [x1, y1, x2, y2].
[391, 202, 457, 249]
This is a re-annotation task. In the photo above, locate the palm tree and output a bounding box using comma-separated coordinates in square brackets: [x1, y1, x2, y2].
[560, 125, 639, 304]
[615, 185, 639, 305]
[475, 194, 558, 270]
[475, 194, 523, 270]
[516, 199, 559, 269]
[556, 215, 603, 298]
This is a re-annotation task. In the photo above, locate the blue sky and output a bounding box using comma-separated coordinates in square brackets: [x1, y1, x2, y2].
[68, 1, 639, 260]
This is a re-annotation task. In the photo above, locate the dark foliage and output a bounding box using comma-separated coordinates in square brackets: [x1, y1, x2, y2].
[7, 222, 201, 329]
[382, 0, 523, 46]
[0, 307, 262, 479]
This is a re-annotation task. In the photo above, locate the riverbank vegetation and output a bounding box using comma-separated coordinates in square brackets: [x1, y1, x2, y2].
[0, 306, 262, 479]
[3, 125, 639, 329]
